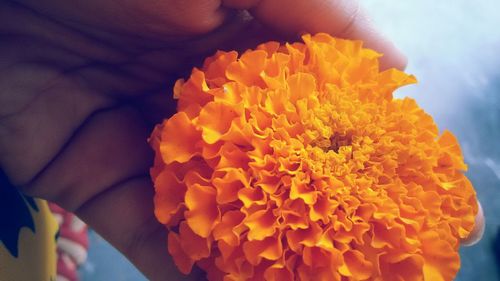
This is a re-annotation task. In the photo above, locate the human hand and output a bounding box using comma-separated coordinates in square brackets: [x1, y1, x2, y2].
[0, 1, 481, 280]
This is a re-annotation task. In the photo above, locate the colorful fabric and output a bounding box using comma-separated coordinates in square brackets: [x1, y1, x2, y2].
[0, 169, 88, 281]
[49, 203, 89, 281]
[0, 174, 58, 280]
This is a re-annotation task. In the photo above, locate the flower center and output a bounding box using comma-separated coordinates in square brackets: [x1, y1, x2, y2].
[312, 132, 353, 153]
[327, 132, 352, 153]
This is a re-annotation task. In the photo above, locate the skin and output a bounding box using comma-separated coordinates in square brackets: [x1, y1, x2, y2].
[0, 0, 483, 280]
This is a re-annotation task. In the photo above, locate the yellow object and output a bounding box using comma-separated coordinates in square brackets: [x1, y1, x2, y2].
[0, 195, 58, 281]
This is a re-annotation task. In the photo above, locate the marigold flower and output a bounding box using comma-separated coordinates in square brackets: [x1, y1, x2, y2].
[150, 33, 478, 281]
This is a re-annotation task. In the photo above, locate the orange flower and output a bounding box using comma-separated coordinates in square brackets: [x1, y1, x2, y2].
[150, 33, 478, 281]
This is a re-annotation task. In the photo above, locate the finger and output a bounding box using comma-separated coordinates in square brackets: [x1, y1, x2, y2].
[27, 104, 204, 280]
[75, 177, 205, 281]
[14, 0, 228, 37]
[223, 0, 407, 70]
[13, 102, 199, 279]
[461, 201, 485, 246]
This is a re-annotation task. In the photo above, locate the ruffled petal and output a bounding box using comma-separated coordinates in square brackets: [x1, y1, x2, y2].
[198, 101, 241, 144]
[153, 170, 186, 224]
[185, 183, 220, 237]
[168, 231, 194, 274]
[159, 112, 201, 164]
[243, 234, 283, 265]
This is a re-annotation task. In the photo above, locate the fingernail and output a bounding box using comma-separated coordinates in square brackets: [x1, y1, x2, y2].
[462, 201, 485, 246]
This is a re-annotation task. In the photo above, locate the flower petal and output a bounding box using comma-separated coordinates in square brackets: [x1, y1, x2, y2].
[159, 112, 201, 164]
[198, 101, 240, 144]
[185, 183, 220, 237]
[153, 170, 185, 224]
[168, 231, 194, 274]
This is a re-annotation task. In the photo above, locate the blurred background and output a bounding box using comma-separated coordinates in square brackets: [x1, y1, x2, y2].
[80, 0, 500, 280]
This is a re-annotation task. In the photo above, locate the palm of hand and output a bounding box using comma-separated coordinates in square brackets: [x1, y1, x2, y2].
[0, 2, 265, 280]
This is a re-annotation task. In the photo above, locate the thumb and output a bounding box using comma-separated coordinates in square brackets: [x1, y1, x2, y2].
[223, 0, 407, 70]
[461, 201, 485, 246]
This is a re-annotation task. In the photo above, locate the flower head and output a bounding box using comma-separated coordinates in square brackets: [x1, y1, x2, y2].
[150, 33, 478, 281]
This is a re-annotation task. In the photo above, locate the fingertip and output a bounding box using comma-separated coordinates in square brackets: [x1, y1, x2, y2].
[336, 7, 407, 70]
[376, 39, 408, 71]
[462, 201, 485, 246]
